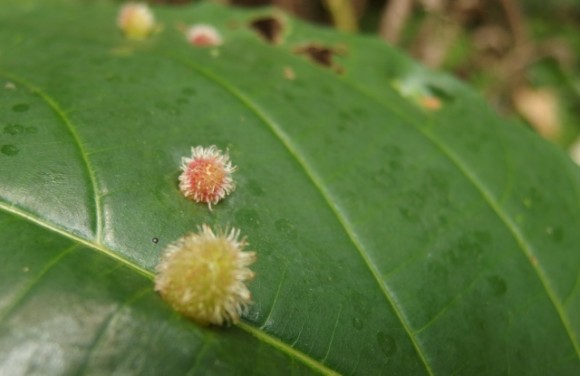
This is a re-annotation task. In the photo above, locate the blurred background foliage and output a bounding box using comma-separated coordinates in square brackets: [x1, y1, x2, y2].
[124, 0, 580, 163]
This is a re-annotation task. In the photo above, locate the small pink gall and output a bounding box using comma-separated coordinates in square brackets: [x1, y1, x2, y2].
[178, 145, 237, 209]
[186, 24, 223, 47]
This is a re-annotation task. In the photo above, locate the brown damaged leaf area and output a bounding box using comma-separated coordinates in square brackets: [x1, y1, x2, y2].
[250, 16, 284, 44]
[293, 44, 346, 73]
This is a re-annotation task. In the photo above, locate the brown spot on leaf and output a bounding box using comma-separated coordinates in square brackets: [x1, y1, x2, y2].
[283, 66, 296, 80]
[294, 44, 345, 73]
[250, 16, 283, 44]
[420, 96, 442, 111]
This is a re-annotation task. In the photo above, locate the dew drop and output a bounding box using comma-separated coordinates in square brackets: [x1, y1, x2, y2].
[427, 260, 449, 280]
[182, 87, 196, 96]
[352, 107, 367, 118]
[377, 332, 397, 357]
[105, 74, 122, 83]
[152, 237, 159, 244]
[3, 124, 37, 135]
[235, 209, 261, 227]
[282, 92, 295, 103]
[274, 218, 297, 240]
[176, 97, 189, 105]
[12, 103, 29, 112]
[1, 144, 19, 156]
[389, 160, 401, 170]
[321, 86, 334, 96]
[90, 57, 107, 66]
[546, 227, 564, 243]
[39, 169, 65, 184]
[248, 180, 265, 197]
[474, 231, 492, 245]
[350, 290, 371, 315]
[399, 207, 419, 223]
[487, 275, 508, 296]
[155, 102, 181, 116]
[372, 167, 396, 189]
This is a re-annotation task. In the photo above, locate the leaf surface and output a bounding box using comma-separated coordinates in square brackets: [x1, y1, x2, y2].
[0, 1, 579, 374]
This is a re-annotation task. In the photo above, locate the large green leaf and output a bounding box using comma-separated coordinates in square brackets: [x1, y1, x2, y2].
[0, 1, 579, 374]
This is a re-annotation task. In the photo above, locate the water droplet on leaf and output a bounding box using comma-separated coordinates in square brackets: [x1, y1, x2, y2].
[4, 123, 25, 135]
[377, 332, 397, 357]
[487, 275, 508, 296]
[235, 209, 260, 227]
[274, 218, 297, 240]
[12, 103, 29, 112]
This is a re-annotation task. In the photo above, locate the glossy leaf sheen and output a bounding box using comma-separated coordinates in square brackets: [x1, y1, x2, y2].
[0, 1, 579, 375]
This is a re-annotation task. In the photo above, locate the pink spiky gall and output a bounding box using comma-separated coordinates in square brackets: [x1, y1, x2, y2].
[178, 145, 236, 209]
[186, 24, 223, 47]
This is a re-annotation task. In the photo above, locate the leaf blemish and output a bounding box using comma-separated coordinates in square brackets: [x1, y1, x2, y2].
[250, 16, 283, 45]
[283, 66, 296, 80]
[294, 44, 344, 73]
[416, 96, 439, 111]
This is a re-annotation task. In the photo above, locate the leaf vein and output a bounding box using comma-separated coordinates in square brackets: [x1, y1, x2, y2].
[322, 305, 342, 363]
[259, 265, 288, 330]
[0, 242, 78, 322]
[76, 288, 150, 376]
[0, 70, 103, 243]
[340, 78, 580, 356]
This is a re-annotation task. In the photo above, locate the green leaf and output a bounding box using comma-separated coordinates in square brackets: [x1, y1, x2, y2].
[0, 1, 579, 374]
